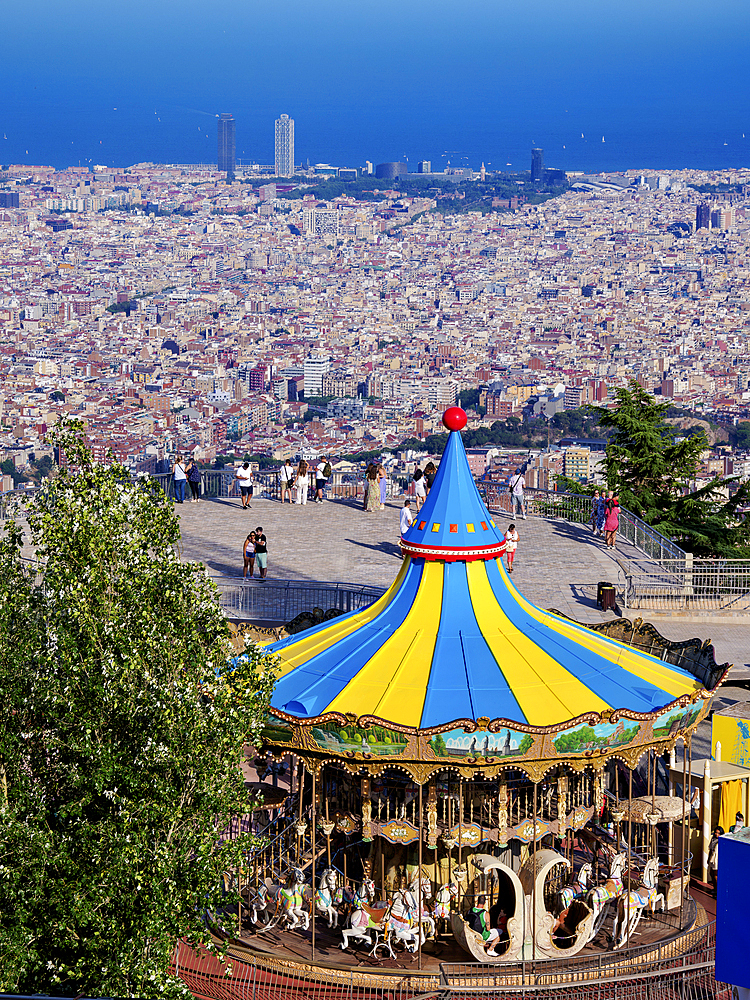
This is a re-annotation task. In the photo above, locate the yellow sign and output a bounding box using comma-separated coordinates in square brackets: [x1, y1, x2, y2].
[712, 714, 750, 767]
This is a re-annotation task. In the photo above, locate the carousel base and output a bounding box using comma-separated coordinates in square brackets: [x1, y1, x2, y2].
[186, 897, 707, 996]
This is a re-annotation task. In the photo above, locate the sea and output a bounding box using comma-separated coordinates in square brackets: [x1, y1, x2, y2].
[2, 0, 750, 176]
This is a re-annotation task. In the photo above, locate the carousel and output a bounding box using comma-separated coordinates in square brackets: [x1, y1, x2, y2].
[226, 407, 728, 985]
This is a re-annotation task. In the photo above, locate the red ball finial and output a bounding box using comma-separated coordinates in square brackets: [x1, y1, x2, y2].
[443, 406, 467, 431]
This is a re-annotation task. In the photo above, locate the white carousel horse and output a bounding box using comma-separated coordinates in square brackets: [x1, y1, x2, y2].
[558, 863, 592, 911]
[433, 879, 460, 924]
[274, 868, 310, 931]
[584, 851, 627, 941]
[376, 888, 425, 959]
[407, 871, 436, 939]
[612, 858, 664, 950]
[315, 868, 340, 929]
[340, 888, 424, 958]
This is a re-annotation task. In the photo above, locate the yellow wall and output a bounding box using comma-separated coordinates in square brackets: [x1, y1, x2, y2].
[712, 714, 750, 767]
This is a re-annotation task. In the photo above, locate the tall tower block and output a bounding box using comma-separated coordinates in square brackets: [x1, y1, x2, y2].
[217, 113, 236, 175]
[275, 114, 295, 177]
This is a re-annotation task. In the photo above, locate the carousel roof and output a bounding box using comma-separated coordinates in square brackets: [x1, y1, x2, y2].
[266, 409, 704, 732]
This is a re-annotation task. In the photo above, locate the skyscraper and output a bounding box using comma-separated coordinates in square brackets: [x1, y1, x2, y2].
[275, 114, 294, 177]
[696, 203, 711, 230]
[217, 113, 236, 175]
[531, 148, 544, 182]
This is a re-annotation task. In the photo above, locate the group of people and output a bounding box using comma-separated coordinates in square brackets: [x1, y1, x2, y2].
[591, 490, 621, 548]
[279, 457, 331, 506]
[242, 528, 269, 579]
[172, 456, 203, 504]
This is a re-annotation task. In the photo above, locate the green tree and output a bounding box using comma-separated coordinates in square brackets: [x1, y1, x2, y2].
[594, 382, 750, 556]
[0, 423, 277, 996]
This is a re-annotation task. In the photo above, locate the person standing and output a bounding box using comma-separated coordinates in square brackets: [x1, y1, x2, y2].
[315, 456, 330, 503]
[186, 459, 202, 502]
[365, 464, 380, 513]
[173, 455, 187, 504]
[413, 467, 426, 511]
[708, 826, 723, 895]
[509, 468, 527, 520]
[235, 462, 254, 510]
[504, 522, 519, 574]
[593, 489, 607, 536]
[294, 460, 308, 505]
[377, 463, 387, 510]
[280, 459, 295, 504]
[243, 531, 256, 578]
[590, 489, 601, 533]
[254, 526, 268, 579]
[604, 496, 620, 548]
[423, 462, 437, 494]
[400, 498, 413, 537]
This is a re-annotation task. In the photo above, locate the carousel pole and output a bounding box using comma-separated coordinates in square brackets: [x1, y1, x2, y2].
[418, 780, 423, 971]
[238, 863, 242, 939]
[626, 765, 633, 951]
[297, 762, 305, 870]
[532, 780, 538, 961]
[325, 767, 332, 869]
[458, 775, 463, 874]
[651, 748, 657, 858]
[311, 767, 317, 962]
[680, 736, 687, 928]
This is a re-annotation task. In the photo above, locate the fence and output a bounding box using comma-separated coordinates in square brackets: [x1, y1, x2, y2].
[170, 921, 731, 1000]
[477, 485, 686, 567]
[211, 577, 387, 623]
[620, 555, 750, 612]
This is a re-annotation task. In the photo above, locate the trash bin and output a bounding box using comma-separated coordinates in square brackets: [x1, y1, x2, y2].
[597, 581, 614, 608]
[599, 585, 616, 612]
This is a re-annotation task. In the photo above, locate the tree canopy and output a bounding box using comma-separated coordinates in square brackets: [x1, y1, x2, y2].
[595, 382, 750, 556]
[0, 423, 277, 996]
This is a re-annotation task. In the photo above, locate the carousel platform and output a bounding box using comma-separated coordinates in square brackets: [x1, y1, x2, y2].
[224, 894, 705, 977]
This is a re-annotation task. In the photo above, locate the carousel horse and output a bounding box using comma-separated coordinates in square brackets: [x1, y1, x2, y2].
[433, 879, 460, 932]
[407, 871, 436, 939]
[340, 877, 375, 921]
[275, 868, 310, 931]
[340, 888, 423, 958]
[315, 868, 340, 929]
[612, 858, 664, 950]
[246, 881, 272, 927]
[584, 851, 627, 941]
[375, 888, 425, 959]
[558, 863, 592, 912]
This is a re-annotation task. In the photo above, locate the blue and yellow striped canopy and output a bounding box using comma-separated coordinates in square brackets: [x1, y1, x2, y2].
[268, 555, 702, 729]
[267, 413, 703, 731]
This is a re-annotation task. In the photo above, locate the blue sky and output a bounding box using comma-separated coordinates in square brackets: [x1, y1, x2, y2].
[2, 0, 750, 170]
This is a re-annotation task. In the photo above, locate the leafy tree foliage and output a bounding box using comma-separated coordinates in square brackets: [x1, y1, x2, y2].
[0, 424, 277, 996]
[595, 382, 750, 556]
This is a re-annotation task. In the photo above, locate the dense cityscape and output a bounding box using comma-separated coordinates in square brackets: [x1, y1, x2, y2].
[2, 119, 750, 493]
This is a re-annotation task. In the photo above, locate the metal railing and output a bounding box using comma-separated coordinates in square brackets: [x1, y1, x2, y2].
[620, 555, 750, 612]
[478, 484, 686, 567]
[211, 576, 387, 622]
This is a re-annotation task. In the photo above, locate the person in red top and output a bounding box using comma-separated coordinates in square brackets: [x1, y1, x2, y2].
[604, 496, 620, 549]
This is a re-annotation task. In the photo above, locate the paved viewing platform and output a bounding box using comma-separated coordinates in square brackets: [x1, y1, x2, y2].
[176, 493, 750, 712]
